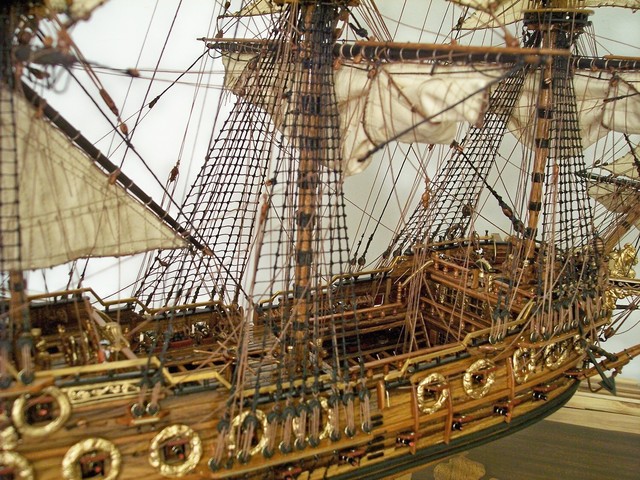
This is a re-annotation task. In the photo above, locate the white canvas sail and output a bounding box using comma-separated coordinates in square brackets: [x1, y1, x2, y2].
[600, 146, 640, 179]
[232, 0, 280, 17]
[508, 71, 640, 150]
[589, 182, 640, 228]
[589, 146, 640, 228]
[49, 0, 108, 19]
[0, 87, 186, 271]
[336, 63, 493, 175]
[223, 53, 495, 175]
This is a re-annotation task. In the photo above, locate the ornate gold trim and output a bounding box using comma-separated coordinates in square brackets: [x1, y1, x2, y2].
[228, 410, 268, 459]
[609, 243, 637, 278]
[573, 334, 586, 354]
[62, 438, 121, 480]
[512, 348, 536, 384]
[148, 424, 203, 478]
[416, 373, 449, 415]
[544, 340, 569, 370]
[11, 386, 71, 437]
[63, 379, 140, 406]
[0, 450, 34, 480]
[463, 359, 496, 399]
[0, 425, 18, 450]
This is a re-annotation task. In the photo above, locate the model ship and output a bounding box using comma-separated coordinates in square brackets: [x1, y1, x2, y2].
[1, 0, 639, 478]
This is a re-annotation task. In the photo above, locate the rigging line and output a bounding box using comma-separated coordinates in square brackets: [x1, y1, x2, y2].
[68, 67, 227, 90]
[357, 147, 413, 259]
[359, 0, 391, 41]
[69, 63, 227, 76]
[347, 142, 408, 255]
[60, 69, 194, 219]
[624, 134, 640, 179]
[454, 142, 524, 233]
[356, 63, 525, 162]
[120, 0, 185, 159]
[143, 50, 210, 110]
[102, 0, 161, 159]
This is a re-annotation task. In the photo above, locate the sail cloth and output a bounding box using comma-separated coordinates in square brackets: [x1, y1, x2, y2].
[230, 0, 281, 17]
[223, 54, 495, 176]
[49, 0, 108, 20]
[224, 50, 639, 175]
[450, 0, 640, 30]
[509, 71, 640, 149]
[336, 64, 494, 175]
[600, 146, 640, 179]
[589, 146, 640, 229]
[0, 87, 186, 271]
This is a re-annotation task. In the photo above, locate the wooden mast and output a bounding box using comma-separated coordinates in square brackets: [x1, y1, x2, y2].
[290, 0, 345, 371]
[1, 2, 34, 387]
[522, 4, 592, 262]
[292, 1, 319, 369]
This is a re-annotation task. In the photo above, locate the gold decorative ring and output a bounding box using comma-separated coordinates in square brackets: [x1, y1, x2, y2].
[12, 386, 71, 437]
[149, 424, 202, 477]
[544, 340, 569, 370]
[228, 410, 268, 459]
[416, 373, 448, 415]
[512, 348, 536, 384]
[62, 438, 121, 480]
[463, 359, 496, 399]
[0, 451, 34, 480]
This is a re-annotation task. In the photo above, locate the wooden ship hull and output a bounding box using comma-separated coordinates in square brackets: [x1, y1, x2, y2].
[3, 238, 636, 479]
[2, 1, 640, 479]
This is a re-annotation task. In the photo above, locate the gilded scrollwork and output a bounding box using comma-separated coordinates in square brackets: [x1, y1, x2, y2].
[149, 424, 203, 477]
[63, 379, 140, 406]
[609, 243, 638, 278]
[98, 322, 130, 352]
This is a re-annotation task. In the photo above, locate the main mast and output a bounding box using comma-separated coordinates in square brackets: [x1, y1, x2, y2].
[292, 2, 324, 368]
[521, 4, 593, 263]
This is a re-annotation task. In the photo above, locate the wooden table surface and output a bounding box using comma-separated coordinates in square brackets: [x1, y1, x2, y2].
[411, 379, 640, 480]
[413, 420, 640, 480]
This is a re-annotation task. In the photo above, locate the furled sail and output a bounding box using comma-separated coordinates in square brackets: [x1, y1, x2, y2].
[509, 71, 640, 149]
[451, 0, 640, 30]
[336, 63, 494, 175]
[0, 87, 186, 271]
[224, 45, 639, 175]
[231, 0, 280, 17]
[224, 53, 496, 175]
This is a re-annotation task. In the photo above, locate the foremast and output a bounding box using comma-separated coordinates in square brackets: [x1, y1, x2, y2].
[1, 2, 32, 388]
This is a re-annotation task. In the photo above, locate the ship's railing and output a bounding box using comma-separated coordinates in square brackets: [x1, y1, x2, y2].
[27, 287, 233, 316]
[256, 261, 402, 310]
[32, 355, 232, 390]
[381, 299, 536, 382]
